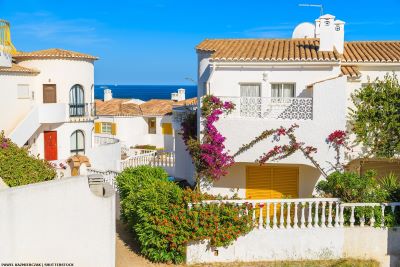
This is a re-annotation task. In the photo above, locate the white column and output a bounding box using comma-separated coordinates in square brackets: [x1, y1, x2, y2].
[314, 201, 320, 228]
[307, 202, 313, 228]
[334, 202, 340, 228]
[258, 204, 264, 230]
[321, 201, 326, 228]
[300, 202, 306, 229]
[293, 202, 299, 229]
[279, 202, 285, 229]
[266, 203, 270, 229]
[286, 203, 291, 229]
[273, 202, 278, 229]
[327, 201, 333, 228]
[350, 206, 355, 227]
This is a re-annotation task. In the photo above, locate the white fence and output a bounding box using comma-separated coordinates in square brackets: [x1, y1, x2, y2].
[192, 199, 400, 230]
[187, 198, 400, 265]
[87, 168, 120, 190]
[217, 96, 313, 120]
[94, 136, 120, 146]
[119, 151, 175, 175]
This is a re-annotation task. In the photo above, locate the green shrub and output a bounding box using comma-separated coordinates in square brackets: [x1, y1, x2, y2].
[316, 171, 387, 203]
[116, 165, 253, 263]
[316, 171, 400, 227]
[0, 132, 56, 187]
[133, 144, 157, 150]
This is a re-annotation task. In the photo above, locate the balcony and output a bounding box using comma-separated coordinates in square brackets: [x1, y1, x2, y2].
[69, 103, 96, 121]
[217, 97, 313, 120]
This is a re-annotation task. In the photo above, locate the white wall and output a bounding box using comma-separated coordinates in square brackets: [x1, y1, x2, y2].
[29, 121, 94, 161]
[174, 131, 195, 183]
[0, 176, 115, 267]
[87, 141, 121, 171]
[187, 227, 400, 266]
[0, 73, 36, 135]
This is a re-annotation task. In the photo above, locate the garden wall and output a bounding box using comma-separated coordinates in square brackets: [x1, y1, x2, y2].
[187, 227, 400, 266]
[0, 176, 115, 267]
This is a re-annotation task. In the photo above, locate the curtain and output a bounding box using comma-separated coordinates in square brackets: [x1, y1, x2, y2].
[240, 84, 261, 97]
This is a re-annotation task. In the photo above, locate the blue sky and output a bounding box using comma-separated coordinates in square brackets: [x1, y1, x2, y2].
[2, 0, 400, 84]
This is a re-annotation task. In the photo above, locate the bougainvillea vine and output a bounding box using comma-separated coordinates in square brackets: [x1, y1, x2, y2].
[326, 130, 351, 171]
[181, 95, 235, 185]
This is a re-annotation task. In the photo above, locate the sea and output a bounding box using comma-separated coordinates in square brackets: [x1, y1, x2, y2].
[94, 85, 197, 101]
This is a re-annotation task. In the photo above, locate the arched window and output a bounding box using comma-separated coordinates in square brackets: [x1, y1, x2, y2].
[69, 84, 85, 116]
[70, 130, 85, 155]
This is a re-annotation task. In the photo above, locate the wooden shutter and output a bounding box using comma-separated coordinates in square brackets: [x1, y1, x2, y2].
[111, 123, 117, 135]
[94, 122, 101, 134]
[43, 84, 57, 103]
[162, 123, 173, 135]
[246, 166, 298, 199]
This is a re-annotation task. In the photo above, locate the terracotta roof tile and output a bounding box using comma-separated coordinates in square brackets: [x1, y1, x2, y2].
[197, 39, 341, 62]
[13, 48, 98, 61]
[197, 39, 400, 63]
[341, 65, 361, 78]
[95, 97, 197, 116]
[0, 63, 39, 74]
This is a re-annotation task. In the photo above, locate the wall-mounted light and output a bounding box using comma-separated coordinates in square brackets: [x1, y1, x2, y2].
[262, 72, 268, 81]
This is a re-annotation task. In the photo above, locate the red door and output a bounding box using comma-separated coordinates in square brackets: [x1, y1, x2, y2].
[44, 131, 58, 161]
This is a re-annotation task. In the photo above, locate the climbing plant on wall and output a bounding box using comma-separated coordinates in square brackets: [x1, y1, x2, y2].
[181, 95, 235, 186]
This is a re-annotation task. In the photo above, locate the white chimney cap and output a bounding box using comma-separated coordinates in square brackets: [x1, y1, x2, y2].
[320, 14, 335, 19]
[334, 20, 346, 25]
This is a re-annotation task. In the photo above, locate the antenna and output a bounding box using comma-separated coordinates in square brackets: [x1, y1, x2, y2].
[299, 4, 324, 16]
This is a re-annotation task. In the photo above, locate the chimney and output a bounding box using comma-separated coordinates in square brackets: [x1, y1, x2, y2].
[314, 19, 321, 38]
[171, 92, 178, 101]
[104, 89, 112, 101]
[177, 88, 185, 101]
[318, 14, 336, 52]
[333, 20, 345, 54]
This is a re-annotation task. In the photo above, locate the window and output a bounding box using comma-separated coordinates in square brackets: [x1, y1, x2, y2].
[162, 123, 173, 135]
[271, 83, 295, 98]
[69, 84, 85, 116]
[101, 122, 112, 134]
[70, 130, 85, 155]
[17, 84, 30, 99]
[148, 118, 156, 134]
[240, 84, 261, 97]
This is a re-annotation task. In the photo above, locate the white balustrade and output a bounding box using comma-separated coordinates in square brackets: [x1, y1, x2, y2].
[217, 96, 313, 120]
[94, 136, 120, 146]
[191, 198, 340, 230]
[120, 151, 175, 170]
[87, 168, 120, 190]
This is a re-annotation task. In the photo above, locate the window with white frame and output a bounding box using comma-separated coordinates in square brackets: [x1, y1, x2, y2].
[271, 83, 295, 98]
[17, 84, 30, 99]
[101, 122, 112, 134]
[240, 83, 261, 97]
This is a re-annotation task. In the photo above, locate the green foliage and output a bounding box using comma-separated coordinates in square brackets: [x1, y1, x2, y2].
[116, 165, 254, 264]
[133, 144, 157, 150]
[0, 132, 56, 187]
[317, 171, 400, 227]
[350, 73, 400, 157]
[316, 171, 387, 203]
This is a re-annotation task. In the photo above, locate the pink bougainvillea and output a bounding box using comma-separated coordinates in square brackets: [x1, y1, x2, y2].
[326, 130, 350, 171]
[181, 95, 235, 183]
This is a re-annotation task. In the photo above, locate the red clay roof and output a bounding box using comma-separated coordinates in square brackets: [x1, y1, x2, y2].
[197, 39, 400, 63]
[95, 97, 197, 116]
[0, 63, 39, 74]
[13, 48, 98, 61]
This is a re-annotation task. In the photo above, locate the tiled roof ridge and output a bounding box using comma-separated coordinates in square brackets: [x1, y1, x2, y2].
[0, 63, 40, 74]
[13, 48, 98, 60]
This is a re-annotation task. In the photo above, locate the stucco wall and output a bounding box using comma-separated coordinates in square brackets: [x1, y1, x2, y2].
[0, 176, 115, 267]
[187, 227, 400, 266]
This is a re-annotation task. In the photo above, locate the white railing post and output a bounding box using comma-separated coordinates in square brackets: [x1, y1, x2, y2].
[293, 202, 299, 229]
[307, 202, 313, 228]
[300, 202, 306, 229]
[381, 205, 385, 228]
[314, 201, 320, 228]
[370, 209, 375, 227]
[340, 205, 345, 227]
[327, 201, 333, 228]
[252, 203, 256, 223]
[265, 203, 270, 229]
[286, 203, 291, 229]
[335, 202, 340, 228]
[273, 202, 278, 229]
[259, 204, 264, 230]
[350, 206, 355, 227]
[279, 202, 285, 229]
[321, 201, 326, 228]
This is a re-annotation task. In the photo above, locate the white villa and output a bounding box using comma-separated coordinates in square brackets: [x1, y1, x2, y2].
[0, 20, 121, 172]
[173, 14, 400, 198]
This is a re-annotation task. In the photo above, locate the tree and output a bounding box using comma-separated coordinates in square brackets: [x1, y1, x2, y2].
[350, 73, 400, 158]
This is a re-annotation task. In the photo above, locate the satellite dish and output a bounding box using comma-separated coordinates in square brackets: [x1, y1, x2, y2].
[292, 22, 315, 39]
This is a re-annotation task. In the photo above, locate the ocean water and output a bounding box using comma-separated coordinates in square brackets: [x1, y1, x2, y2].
[94, 85, 197, 101]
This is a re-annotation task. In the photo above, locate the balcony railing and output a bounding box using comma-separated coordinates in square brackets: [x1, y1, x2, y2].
[94, 136, 120, 146]
[217, 97, 313, 120]
[69, 103, 96, 117]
